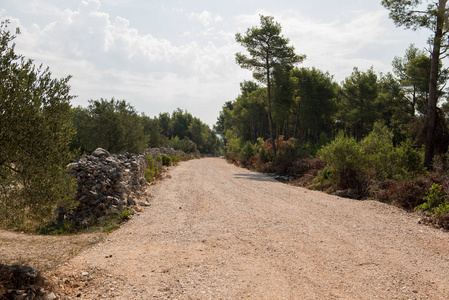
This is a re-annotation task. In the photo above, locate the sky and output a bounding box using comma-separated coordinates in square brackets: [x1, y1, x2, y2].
[1, 0, 431, 127]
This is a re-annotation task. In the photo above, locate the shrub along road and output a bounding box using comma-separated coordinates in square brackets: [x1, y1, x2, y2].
[50, 158, 449, 299]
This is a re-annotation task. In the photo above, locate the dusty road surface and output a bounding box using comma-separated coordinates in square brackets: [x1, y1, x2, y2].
[50, 158, 449, 299]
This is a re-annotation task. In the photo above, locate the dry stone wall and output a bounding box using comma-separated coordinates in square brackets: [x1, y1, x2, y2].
[65, 148, 148, 225]
[65, 147, 191, 225]
[144, 147, 182, 158]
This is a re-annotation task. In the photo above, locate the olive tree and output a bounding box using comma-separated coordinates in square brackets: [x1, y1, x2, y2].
[0, 21, 77, 229]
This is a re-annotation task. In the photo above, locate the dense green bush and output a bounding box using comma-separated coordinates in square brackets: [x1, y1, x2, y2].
[362, 123, 425, 180]
[317, 124, 425, 193]
[318, 132, 367, 190]
[238, 141, 258, 165]
[415, 183, 449, 216]
[172, 154, 181, 164]
[162, 154, 173, 166]
[144, 153, 180, 183]
[144, 155, 160, 183]
[392, 139, 425, 179]
[169, 136, 199, 154]
[361, 123, 395, 180]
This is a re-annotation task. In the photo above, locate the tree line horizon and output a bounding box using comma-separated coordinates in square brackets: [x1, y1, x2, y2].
[217, 1, 449, 170]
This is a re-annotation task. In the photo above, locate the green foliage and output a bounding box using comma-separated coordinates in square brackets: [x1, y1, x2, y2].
[382, 0, 449, 168]
[310, 166, 335, 191]
[72, 98, 146, 154]
[162, 154, 173, 166]
[169, 136, 199, 154]
[39, 220, 77, 235]
[318, 132, 367, 190]
[146, 155, 155, 169]
[292, 67, 337, 143]
[381, 0, 449, 31]
[257, 137, 274, 163]
[415, 183, 449, 216]
[318, 124, 426, 192]
[172, 154, 180, 164]
[392, 139, 425, 178]
[392, 44, 448, 116]
[272, 65, 296, 129]
[0, 21, 77, 230]
[239, 141, 258, 165]
[375, 72, 412, 144]
[235, 15, 305, 85]
[140, 114, 169, 148]
[362, 122, 425, 180]
[157, 109, 221, 154]
[361, 122, 395, 180]
[72, 103, 220, 155]
[337, 67, 379, 140]
[144, 155, 160, 183]
[144, 168, 155, 183]
[120, 209, 133, 221]
[225, 132, 243, 162]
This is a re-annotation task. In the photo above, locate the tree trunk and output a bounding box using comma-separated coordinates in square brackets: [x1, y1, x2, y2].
[424, 0, 447, 169]
[266, 58, 277, 156]
[294, 102, 300, 139]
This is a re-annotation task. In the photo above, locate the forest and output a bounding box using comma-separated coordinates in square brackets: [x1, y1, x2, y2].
[2, 0, 449, 231]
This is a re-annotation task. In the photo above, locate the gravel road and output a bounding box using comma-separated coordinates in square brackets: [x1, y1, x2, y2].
[51, 157, 449, 299]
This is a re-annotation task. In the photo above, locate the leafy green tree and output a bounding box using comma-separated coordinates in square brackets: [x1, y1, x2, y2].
[171, 108, 192, 139]
[235, 15, 306, 155]
[145, 108, 221, 155]
[215, 82, 268, 144]
[393, 44, 429, 115]
[189, 118, 207, 151]
[375, 72, 412, 143]
[292, 67, 337, 143]
[382, 0, 449, 168]
[169, 136, 199, 153]
[393, 44, 448, 116]
[0, 21, 76, 229]
[272, 65, 297, 139]
[140, 114, 168, 148]
[214, 100, 234, 138]
[72, 98, 146, 154]
[158, 112, 172, 137]
[232, 86, 268, 143]
[338, 67, 379, 140]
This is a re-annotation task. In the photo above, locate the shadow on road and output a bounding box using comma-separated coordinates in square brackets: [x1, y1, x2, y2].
[233, 173, 277, 182]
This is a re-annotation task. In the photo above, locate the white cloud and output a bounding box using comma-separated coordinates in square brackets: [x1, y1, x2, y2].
[188, 10, 222, 27]
[17, 0, 62, 16]
[4, 0, 243, 126]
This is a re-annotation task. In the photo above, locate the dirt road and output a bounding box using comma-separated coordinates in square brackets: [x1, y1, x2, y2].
[51, 158, 449, 299]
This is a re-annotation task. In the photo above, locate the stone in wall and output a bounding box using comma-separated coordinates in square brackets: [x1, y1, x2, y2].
[65, 148, 148, 225]
[61, 147, 196, 225]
